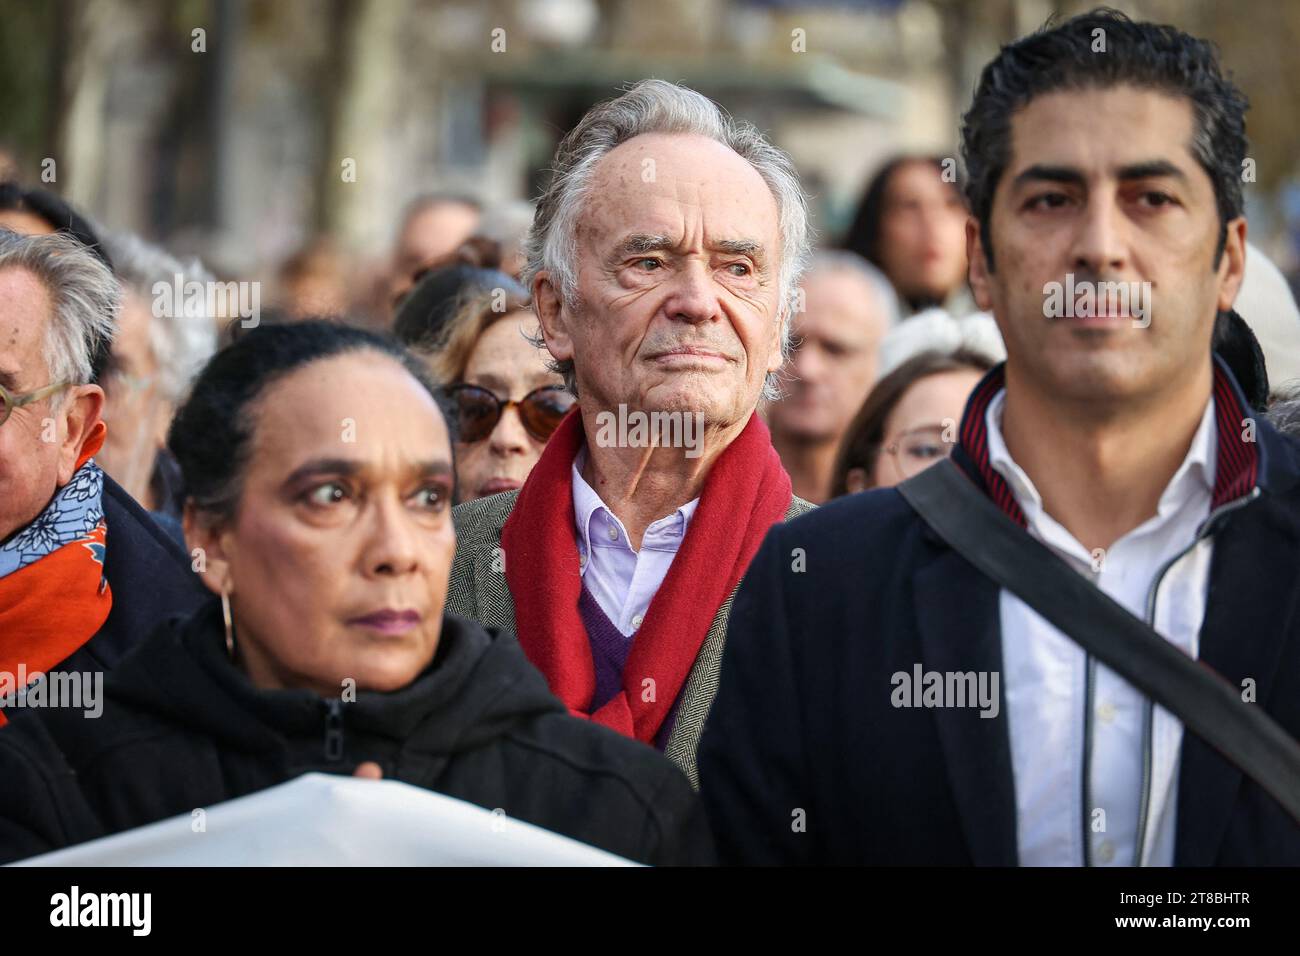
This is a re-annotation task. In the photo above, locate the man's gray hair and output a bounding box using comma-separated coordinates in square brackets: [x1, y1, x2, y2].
[806, 250, 902, 330]
[0, 229, 119, 391]
[522, 79, 814, 400]
[102, 231, 219, 404]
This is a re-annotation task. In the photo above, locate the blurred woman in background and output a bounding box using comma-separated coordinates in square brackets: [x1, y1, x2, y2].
[840, 155, 973, 318]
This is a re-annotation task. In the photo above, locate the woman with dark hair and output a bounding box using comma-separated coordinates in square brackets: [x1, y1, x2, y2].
[840, 155, 972, 317]
[830, 348, 994, 497]
[0, 321, 709, 865]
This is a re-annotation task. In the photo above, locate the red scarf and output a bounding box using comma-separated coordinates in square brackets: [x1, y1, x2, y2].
[502, 408, 791, 744]
[0, 423, 112, 726]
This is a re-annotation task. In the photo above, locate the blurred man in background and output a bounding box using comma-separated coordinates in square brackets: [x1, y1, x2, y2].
[97, 231, 219, 529]
[387, 193, 482, 307]
[276, 237, 352, 319]
[768, 251, 899, 503]
[0, 183, 113, 283]
[474, 200, 536, 279]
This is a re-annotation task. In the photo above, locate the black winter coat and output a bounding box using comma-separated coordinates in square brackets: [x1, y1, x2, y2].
[0, 601, 713, 865]
[699, 358, 1300, 865]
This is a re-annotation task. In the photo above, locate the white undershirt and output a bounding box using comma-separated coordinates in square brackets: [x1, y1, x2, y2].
[987, 389, 1216, 867]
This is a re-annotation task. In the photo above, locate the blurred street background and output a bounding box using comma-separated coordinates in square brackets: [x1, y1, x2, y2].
[1, 0, 1297, 316]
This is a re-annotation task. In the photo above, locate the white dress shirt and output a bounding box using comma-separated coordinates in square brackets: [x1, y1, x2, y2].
[987, 389, 1217, 867]
[571, 448, 699, 637]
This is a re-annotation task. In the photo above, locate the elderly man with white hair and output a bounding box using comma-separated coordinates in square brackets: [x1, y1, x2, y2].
[448, 79, 814, 785]
[0, 231, 206, 719]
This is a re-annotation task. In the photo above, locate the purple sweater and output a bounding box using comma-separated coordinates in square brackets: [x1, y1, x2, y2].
[577, 585, 679, 750]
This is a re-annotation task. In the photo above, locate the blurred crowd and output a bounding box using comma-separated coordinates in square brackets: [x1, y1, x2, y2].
[2, 6, 1300, 867]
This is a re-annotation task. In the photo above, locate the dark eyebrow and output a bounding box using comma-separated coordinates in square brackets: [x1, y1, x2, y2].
[417, 460, 455, 480]
[283, 457, 364, 488]
[1012, 160, 1190, 191]
[467, 373, 507, 395]
[284, 457, 454, 488]
[1115, 160, 1189, 183]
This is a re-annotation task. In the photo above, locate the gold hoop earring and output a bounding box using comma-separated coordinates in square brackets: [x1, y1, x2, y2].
[220, 589, 235, 658]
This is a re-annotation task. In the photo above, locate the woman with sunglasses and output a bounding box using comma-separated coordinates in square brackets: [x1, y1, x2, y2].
[421, 287, 574, 502]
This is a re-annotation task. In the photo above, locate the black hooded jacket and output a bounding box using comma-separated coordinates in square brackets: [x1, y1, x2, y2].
[0, 601, 712, 865]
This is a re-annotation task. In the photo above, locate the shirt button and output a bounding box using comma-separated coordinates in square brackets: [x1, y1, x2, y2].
[578, 550, 587, 568]
[1097, 701, 1117, 724]
[631, 614, 644, 629]
[1097, 840, 1115, 864]
[607, 525, 619, 542]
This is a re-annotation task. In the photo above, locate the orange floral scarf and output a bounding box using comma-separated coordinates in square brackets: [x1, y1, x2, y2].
[0, 423, 112, 723]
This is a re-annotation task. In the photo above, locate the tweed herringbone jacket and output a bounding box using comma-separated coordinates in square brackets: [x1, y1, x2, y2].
[448, 489, 814, 788]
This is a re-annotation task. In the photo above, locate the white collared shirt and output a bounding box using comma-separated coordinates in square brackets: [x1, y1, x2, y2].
[987, 389, 1217, 867]
[571, 448, 699, 637]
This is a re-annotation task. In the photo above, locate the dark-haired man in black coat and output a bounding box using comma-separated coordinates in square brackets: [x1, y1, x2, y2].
[698, 9, 1300, 866]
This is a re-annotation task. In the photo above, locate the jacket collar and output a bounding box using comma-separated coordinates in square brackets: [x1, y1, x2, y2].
[117, 601, 564, 757]
[951, 354, 1268, 524]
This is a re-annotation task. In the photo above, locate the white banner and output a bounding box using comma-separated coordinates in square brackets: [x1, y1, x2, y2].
[13, 773, 637, 867]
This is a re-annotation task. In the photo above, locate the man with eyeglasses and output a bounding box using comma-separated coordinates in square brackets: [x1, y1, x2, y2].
[0, 230, 206, 722]
[446, 80, 814, 787]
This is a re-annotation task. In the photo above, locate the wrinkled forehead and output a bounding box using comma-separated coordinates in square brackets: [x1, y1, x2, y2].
[0, 266, 53, 384]
[579, 132, 781, 251]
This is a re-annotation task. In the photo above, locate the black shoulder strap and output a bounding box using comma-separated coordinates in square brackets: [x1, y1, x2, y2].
[897, 459, 1300, 826]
